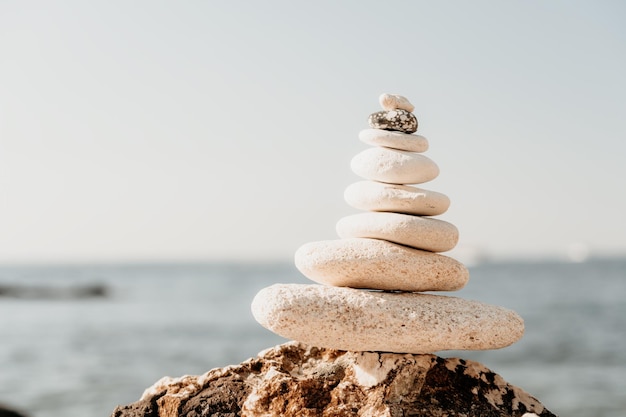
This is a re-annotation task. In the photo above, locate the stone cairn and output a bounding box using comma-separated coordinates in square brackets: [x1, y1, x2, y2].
[252, 94, 524, 354]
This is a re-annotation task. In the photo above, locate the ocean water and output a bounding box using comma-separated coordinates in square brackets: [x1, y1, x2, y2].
[0, 259, 625, 417]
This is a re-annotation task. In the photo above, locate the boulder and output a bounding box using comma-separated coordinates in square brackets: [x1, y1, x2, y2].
[111, 342, 555, 417]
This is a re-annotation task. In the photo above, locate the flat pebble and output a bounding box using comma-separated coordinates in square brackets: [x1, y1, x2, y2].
[336, 212, 458, 252]
[251, 283, 525, 353]
[379, 93, 415, 112]
[359, 129, 428, 152]
[351, 147, 439, 184]
[344, 180, 450, 216]
[295, 238, 469, 292]
[368, 110, 417, 134]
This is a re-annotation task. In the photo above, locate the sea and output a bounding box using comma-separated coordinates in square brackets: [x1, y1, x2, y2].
[0, 258, 625, 417]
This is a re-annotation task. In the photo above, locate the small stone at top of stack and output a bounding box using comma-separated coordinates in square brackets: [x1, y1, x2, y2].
[251, 93, 525, 354]
[368, 93, 418, 134]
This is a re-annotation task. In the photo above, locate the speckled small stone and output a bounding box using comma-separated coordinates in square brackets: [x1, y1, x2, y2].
[351, 147, 439, 184]
[294, 238, 469, 292]
[379, 93, 415, 112]
[336, 212, 458, 252]
[251, 283, 525, 353]
[359, 129, 428, 152]
[368, 109, 418, 134]
[344, 180, 450, 216]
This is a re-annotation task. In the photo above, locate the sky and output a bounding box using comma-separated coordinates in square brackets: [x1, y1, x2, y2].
[1, 1, 625, 264]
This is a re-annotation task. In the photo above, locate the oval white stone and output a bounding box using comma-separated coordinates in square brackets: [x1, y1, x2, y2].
[350, 147, 439, 184]
[344, 180, 450, 216]
[295, 238, 468, 292]
[251, 284, 525, 353]
[359, 129, 429, 153]
[379, 93, 415, 113]
[336, 212, 458, 252]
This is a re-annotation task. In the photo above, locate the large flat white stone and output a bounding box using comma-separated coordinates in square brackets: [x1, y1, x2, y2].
[251, 284, 525, 353]
[336, 212, 458, 252]
[295, 238, 468, 292]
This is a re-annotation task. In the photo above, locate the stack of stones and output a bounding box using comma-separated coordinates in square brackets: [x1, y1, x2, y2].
[252, 94, 524, 354]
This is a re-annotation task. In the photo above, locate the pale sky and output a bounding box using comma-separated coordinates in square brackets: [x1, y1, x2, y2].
[1, 1, 625, 263]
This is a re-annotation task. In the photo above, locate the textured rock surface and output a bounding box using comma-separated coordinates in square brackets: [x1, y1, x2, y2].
[359, 128, 428, 152]
[368, 109, 418, 133]
[252, 284, 525, 353]
[344, 180, 450, 215]
[111, 342, 555, 417]
[336, 212, 459, 253]
[351, 147, 439, 184]
[295, 238, 468, 292]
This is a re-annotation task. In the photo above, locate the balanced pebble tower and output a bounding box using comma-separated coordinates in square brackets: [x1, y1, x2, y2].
[252, 94, 524, 354]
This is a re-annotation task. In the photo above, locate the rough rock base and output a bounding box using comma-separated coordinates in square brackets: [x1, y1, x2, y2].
[111, 342, 556, 417]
